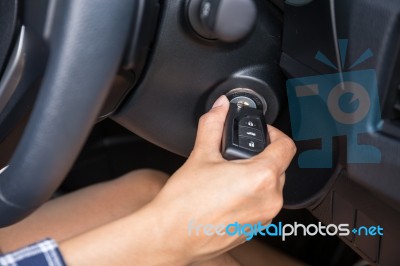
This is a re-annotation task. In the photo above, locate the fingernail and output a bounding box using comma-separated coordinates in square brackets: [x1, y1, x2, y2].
[212, 95, 227, 109]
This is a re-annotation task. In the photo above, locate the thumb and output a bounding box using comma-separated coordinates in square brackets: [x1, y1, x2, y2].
[193, 95, 230, 158]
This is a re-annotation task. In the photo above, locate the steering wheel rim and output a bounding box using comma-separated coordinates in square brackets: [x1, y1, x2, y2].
[0, 0, 136, 227]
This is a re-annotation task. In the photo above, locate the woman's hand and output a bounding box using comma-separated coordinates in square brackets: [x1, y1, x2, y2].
[59, 95, 296, 266]
[150, 95, 297, 264]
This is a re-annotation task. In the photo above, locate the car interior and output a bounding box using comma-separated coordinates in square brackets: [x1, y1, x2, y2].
[0, 0, 399, 265]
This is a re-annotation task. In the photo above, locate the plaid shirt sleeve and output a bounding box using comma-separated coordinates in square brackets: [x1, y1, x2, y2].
[0, 239, 67, 266]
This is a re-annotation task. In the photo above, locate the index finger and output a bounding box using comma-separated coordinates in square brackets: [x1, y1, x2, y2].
[252, 125, 297, 175]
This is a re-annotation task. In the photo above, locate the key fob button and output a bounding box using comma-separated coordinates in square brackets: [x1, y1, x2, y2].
[238, 126, 264, 142]
[238, 137, 264, 152]
[221, 103, 269, 160]
[238, 117, 262, 130]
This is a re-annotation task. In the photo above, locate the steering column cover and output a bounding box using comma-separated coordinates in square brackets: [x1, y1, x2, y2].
[113, 0, 284, 157]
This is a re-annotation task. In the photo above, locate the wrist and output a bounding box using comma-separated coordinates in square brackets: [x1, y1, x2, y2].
[138, 201, 191, 265]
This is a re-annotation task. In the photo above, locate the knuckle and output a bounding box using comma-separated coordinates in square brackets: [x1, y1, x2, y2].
[198, 113, 218, 127]
[252, 165, 279, 191]
[283, 137, 297, 155]
[264, 165, 279, 178]
[198, 113, 208, 126]
[260, 163, 280, 180]
[199, 107, 226, 128]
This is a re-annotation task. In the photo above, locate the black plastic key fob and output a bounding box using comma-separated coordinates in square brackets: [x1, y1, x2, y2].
[222, 103, 269, 160]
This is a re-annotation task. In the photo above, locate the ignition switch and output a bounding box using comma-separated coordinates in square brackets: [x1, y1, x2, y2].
[226, 88, 267, 114]
[221, 88, 270, 160]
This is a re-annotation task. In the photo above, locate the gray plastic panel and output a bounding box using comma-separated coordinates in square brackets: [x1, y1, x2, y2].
[113, 0, 284, 157]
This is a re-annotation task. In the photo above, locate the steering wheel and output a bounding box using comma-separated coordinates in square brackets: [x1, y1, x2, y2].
[0, 0, 137, 227]
[0, 0, 290, 227]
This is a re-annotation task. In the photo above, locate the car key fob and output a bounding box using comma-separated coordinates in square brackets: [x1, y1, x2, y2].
[222, 102, 269, 160]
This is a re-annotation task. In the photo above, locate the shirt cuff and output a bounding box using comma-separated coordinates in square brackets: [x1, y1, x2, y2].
[0, 238, 67, 266]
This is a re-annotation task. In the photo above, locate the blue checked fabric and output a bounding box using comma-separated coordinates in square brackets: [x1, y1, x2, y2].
[0, 239, 66, 266]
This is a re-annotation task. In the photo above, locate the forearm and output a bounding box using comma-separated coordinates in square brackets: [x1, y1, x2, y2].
[59, 203, 186, 266]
